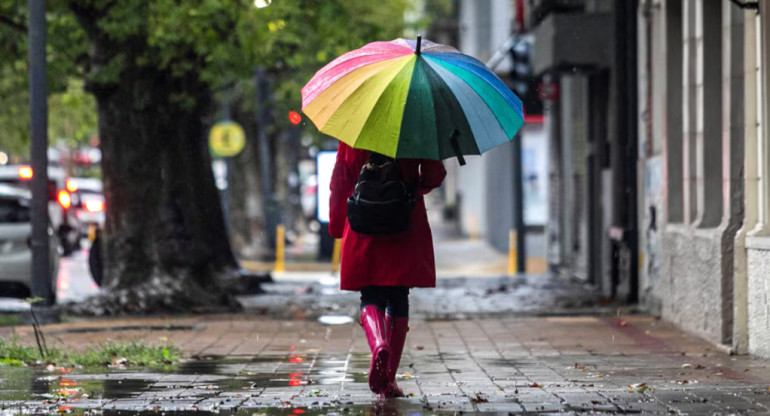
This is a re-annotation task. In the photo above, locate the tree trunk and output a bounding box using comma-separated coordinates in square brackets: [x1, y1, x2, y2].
[68, 5, 240, 315]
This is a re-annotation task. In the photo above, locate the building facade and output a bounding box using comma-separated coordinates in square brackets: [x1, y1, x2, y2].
[450, 0, 770, 358]
[529, 0, 639, 299]
[638, 0, 770, 358]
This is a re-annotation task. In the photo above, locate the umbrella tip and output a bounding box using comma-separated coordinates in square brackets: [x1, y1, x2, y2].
[416, 35, 422, 55]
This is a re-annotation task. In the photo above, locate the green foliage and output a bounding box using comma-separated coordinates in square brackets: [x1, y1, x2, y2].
[67, 341, 181, 367]
[0, 336, 40, 365]
[0, 336, 181, 367]
[0, 0, 90, 156]
[49, 79, 98, 146]
[0, 0, 416, 155]
[0, 314, 22, 326]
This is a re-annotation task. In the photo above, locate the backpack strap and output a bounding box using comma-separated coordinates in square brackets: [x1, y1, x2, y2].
[366, 151, 417, 200]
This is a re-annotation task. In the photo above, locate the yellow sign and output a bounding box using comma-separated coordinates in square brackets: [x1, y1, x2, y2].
[209, 121, 246, 157]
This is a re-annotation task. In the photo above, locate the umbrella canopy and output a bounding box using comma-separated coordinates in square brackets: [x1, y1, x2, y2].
[301, 37, 525, 163]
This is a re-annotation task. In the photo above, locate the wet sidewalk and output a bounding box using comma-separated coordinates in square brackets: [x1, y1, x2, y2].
[3, 312, 770, 415]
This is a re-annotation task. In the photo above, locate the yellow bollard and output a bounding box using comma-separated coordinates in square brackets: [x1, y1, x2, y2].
[87, 224, 97, 243]
[508, 230, 518, 275]
[331, 238, 342, 274]
[275, 225, 285, 273]
[469, 216, 479, 241]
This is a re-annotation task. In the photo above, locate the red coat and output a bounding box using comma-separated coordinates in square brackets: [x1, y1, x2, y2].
[329, 143, 447, 291]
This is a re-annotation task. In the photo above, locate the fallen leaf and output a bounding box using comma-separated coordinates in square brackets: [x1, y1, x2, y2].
[414, 345, 424, 351]
[530, 382, 540, 388]
[470, 393, 489, 404]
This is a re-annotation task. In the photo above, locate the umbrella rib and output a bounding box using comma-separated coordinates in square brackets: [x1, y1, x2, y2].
[427, 57, 524, 140]
[320, 56, 414, 150]
[423, 56, 513, 153]
[419, 57, 481, 159]
[427, 53, 524, 118]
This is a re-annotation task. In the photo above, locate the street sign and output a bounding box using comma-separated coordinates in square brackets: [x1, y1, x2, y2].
[209, 121, 246, 157]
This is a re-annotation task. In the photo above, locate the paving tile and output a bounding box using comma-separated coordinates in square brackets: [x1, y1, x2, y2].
[5, 314, 770, 414]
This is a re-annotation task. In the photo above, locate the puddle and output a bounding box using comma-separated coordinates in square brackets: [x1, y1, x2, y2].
[317, 315, 354, 325]
[0, 355, 439, 414]
[0, 367, 156, 402]
[0, 404, 459, 416]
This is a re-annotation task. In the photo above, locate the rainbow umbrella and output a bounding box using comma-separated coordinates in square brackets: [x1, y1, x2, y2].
[301, 37, 525, 165]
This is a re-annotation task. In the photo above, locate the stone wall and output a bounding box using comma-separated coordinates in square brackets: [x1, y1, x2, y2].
[747, 245, 770, 358]
[660, 227, 729, 345]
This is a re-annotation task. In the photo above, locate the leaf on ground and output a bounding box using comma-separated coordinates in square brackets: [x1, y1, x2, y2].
[470, 393, 488, 403]
[529, 382, 540, 388]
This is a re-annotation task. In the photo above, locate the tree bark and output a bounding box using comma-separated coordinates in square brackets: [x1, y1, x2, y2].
[67, 4, 240, 315]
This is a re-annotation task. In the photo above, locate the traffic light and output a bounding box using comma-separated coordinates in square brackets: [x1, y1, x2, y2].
[509, 34, 543, 115]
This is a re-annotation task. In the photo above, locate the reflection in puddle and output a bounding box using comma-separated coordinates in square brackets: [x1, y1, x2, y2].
[317, 315, 354, 325]
[0, 354, 457, 416]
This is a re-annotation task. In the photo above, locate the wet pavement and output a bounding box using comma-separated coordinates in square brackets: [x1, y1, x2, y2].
[239, 274, 601, 321]
[3, 309, 770, 415]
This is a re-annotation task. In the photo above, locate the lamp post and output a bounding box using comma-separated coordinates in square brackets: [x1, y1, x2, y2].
[28, 0, 52, 306]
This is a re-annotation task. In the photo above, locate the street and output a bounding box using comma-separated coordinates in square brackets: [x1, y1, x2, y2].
[0, 242, 98, 313]
[54, 243, 99, 304]
[3, 312, 770, 415]
[2, 230, 770, 415]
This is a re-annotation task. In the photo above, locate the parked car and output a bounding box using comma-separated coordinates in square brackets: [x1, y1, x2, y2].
[0, 184, 59, 301]
[67, 177, 105, 238]
[0, 165, 82, 256]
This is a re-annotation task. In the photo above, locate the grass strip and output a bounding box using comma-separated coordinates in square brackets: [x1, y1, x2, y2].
[0, 336, 181, 368]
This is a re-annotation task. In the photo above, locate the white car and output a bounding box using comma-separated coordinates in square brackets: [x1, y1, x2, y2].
[0, 165, 81, 256]
[0, 184, 59, 301]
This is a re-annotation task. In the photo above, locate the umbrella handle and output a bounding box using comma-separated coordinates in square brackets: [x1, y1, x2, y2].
[449, 129, 466, 166]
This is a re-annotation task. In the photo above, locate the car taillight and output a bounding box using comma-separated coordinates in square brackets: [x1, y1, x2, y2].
[84, 199, 104, 213]
[66, 180, 78, 192]
[57, 190, 72, 209]
[18, 166, 33, 180]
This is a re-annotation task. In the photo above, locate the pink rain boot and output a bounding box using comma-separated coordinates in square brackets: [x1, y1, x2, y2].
[383, 314, 408, 398]
[360, 305, 391, 394]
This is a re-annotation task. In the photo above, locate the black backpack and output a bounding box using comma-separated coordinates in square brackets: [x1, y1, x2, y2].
[347, 152, 415, 235]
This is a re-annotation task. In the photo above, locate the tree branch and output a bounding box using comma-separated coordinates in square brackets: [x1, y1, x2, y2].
[0, 14, 27, 33]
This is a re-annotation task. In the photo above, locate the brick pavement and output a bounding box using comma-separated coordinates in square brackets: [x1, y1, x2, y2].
[3, 314, 770, 414]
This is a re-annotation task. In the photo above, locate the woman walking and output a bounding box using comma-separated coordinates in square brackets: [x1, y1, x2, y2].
[329, 142, 446, 398]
